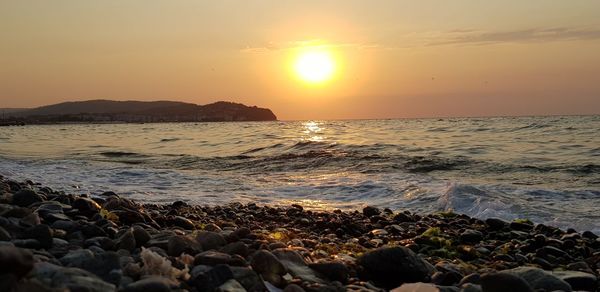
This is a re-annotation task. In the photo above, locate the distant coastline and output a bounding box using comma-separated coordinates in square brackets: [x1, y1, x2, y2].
[0, 100, 277, 126]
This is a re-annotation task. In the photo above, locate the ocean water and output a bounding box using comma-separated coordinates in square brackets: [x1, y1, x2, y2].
[0, 116, 599, 232]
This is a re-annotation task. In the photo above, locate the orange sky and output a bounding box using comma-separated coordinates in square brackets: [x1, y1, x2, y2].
[1, 1, 599, 120]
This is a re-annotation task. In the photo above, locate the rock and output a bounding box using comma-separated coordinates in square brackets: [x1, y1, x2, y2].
[221, 241, 249, 257]
[195, 250, 235, 266]
[0, 226, 11, 241]
[193, 264, 234, 292]
[250, 250, 286, 276]
[485, 218, 507, 230]
[357, 246, 434, 289]
[172, 216, 195, 230]
[72, 197, 102, 216]
[460, 230, 483, 243]
[230, 267, 265, 292]
[60, 250, 121, 282]
[503, 267, 572, 292]
[132, 226, 151, 247]
[390, 282, 440, 292]
[22, 224, 53, 249]
[31, 262, 116, 292]
[216, 279, 247, 292]
[459, 283, 481, 292]
[309, 262, 349, 283]
[116, 228, 137, 251]
[272, 248, 325, 283]
[168, 235, 202, 256]
[480, 272, 533, 292]
[0, 246, 34, 278]
[510, 221, 533, 231]
[195, 231, 227, 250]
[283, 283, 306, 292]
[363, 206, 381, 217]
[393, 212, 414, 223]
[552, 271, 597, 291]
[12, 189, 43, 207]
[122, 276, 174, 292]
[85, 236, 116, 250]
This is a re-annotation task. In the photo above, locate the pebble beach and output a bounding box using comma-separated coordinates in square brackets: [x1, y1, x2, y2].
[0, 176, 598, 292]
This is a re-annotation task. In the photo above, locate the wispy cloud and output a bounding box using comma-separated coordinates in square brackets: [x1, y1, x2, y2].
[429, 27, 600, 46]
[241, 27, 600, 53]
[240, 39, 380, 53]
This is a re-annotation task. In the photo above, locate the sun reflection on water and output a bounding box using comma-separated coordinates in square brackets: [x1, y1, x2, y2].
[302, 121, 324, 142]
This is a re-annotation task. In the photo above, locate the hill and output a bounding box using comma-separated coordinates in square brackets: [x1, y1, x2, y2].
[3, 100, 277, 123]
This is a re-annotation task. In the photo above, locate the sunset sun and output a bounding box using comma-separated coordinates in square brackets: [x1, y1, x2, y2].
[294, 50, 335, 83]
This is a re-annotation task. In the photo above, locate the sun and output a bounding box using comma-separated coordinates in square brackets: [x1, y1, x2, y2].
[294, 50, 335, 83]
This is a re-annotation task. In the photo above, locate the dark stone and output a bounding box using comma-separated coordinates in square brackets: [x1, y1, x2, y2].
[167, 235, 202, 256]
[172, 216, 195, 230]
[582, 230, 598, 240]
[22, 224, 53, 249]
[82, 224, 108, 237]
[357, 246, 434, 289]
[362, 206, 381, 217]
[250, 250, 286, 276]
[510, 221, 534, 231]
[195, 231, 226, 250]
[504, 267, 572, 292]
[60, 250, 121, 282]
[220, 241, 249, 257]
[193, 264, 234, 292]
[12, 189, 43, 207]
[309, 262, 349, 283]
[116, 228, 137, 251]
[194, 250, 234, 266]
[72, 197, 102, 216]
[84, 236, 115, 250]
[122, 276, 173, 292]
[553, 271, 597, 291]
[393, 212, 414, 223]
[132, 226, 151, 247]
[0, 226, 11, 241]
[0, 246, 34, 278]
[485, 218, 508, 230]
[460, 229, 483, 243]
[230, 267, 265, 292]
[481, 272, 533, 292]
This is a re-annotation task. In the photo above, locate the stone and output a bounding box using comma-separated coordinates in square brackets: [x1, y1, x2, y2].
[503, 267, 572, 292]
[250, 250, 286, 276]
[221, 241, 249, 257]
[195, 250, 234, 266]
[0, 246, 34, 278]
[216, 279, 247, 292]
[283, 283, 306, 292]
[480, 272, 533, 292]
[230, 267, 265, 292]
[132, 226, 151, 247]
[72, 197, 102, 216]
[552, 271, 597, 291]
[122, 276, 174, 292]
[172, 216, 195, 230]
[362, 206, 381, 217]
[167, 235, 202, 256]
[60, 250, 121, 282]
[31, 262, 116, 292]
[116, 228, 137, 251]
[22, 224, 53, 249]
[459, 283, 481, 292]
[193, 264, 234, 292]
[390, 282, 440, 292]
[0, 226, 11, 241]
[309, 262, 349, 283]
[195, 231, 227, 250]
[357, 246, 435, 289]
[460, 230, 483, 243]
[273, 248, 324, 284]
[12, 189, 43, 207]
[485, 218, 508, 230]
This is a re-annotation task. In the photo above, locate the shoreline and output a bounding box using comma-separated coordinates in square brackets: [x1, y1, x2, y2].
[0, 175, 599, 291]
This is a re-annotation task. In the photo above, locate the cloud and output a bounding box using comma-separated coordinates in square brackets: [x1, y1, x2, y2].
[430, 27, 600, 46]
[240, 27, 600, 53]
[240, 39, 381, 53]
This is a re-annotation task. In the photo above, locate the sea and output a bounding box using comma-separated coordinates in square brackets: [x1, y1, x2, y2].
[0, 116, 599, 233]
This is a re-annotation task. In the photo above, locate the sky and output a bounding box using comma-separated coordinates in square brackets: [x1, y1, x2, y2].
[1, 0, 599, 120]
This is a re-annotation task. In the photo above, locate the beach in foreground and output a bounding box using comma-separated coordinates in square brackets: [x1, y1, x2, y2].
[0, 175, 598, 292]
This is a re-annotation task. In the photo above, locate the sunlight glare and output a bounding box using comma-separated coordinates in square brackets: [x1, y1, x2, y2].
[294, 50, 335, 83]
